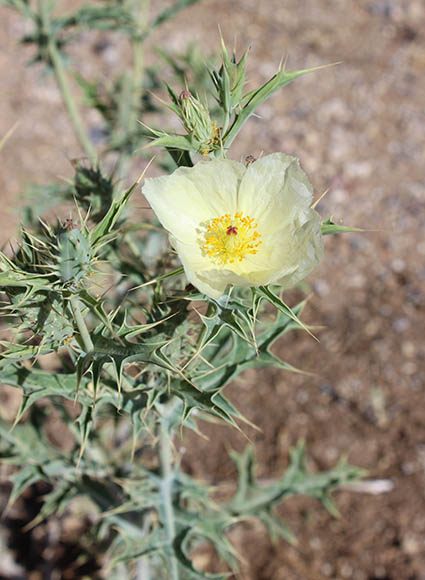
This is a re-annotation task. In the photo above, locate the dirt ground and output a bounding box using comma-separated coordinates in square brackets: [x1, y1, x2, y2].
[1, 0, 425, 578]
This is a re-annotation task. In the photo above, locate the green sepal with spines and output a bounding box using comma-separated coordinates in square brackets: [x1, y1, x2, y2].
[57, 227, 92, 284]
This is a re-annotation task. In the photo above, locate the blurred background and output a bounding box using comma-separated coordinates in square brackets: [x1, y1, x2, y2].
[1, 0, 424, 578]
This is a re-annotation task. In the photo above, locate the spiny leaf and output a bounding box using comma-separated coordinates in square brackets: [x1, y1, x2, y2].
[0, 342, 55, 369]
[0, 364, 147, 424]
[171, 379, 247, 429]
[257, 509, 297, 544]
[108, 529, 165, 567]
[256, 286, 317, 340]
[0, 252, 52, 298]
[225, 441, 365, 544]
[190, 300, 306, 393]
[226, 443, 365, 515]
[55, 4, 136, 34]
[25, 480, 77, 530]
[5, 466, 42, 511]
[174, 527, 232, 580]
[143, 132, 195, 152]
[321, 217, 365, 236]
[89, 177, 140, 247]
[223, 64, 335, 148]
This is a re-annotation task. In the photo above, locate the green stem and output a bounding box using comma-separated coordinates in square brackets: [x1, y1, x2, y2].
[70, 296, 94, 354]
[158, 413, 179, 580]
[222, 109, 230, 136]
[39, 0, 97, 160]
[116, 0, 150, 184]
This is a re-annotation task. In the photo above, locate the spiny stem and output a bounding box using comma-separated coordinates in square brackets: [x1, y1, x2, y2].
[158, 413, 179, 580]
[70, 296, 94, 354]
[115, 0, 150, 184]
[39, 0, 97, 160]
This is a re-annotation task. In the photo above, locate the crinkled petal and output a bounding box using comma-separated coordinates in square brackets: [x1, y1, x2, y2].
[238, 153, 314, 234]
[184, 269, 228, 299]
[173, 236, 257, 298]
[142, 159, 245, 244]
[185, 267, 257, 299]
[272, 208, 323, 287]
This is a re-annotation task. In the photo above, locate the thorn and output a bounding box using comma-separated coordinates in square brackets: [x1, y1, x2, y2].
[136, 156, 156, 186]
[311, 188, 330, 210]
[0, 120, 20, 151]
[218, 23, 224, 46]
[73, 194, 86, 226]
[278, 54, 288, 73]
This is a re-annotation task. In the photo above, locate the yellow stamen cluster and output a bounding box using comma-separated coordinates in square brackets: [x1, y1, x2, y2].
[201, 212, 262, 265]
[200, 122, 221, 157]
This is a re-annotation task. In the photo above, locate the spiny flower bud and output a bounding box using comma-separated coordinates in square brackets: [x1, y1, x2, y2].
[178, 90, 220, 155]
[179, 89, 191, 100]
[57, 226, 92, 284]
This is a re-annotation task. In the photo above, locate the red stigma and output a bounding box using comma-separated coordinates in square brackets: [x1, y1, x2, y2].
[226, 226, 238, 236]
[179, 90, 191, 100]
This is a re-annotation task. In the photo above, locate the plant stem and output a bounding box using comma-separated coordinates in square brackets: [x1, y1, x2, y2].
[158, 415, 179, 580]
[115, 0, 150, 184]
[136, 557, 151, 580]
[222, 109, 230, 136]
[70, 296, 94, 353]
[39, 0, 97, 160]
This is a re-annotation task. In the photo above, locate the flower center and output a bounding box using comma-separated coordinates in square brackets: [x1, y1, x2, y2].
[201, 212, 262, 265]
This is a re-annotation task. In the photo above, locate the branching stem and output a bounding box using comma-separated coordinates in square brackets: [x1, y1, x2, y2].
[39, 0, 97, 160]
[158, 412, 179, 580]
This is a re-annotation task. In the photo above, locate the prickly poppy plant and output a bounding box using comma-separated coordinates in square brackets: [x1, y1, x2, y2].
[0, 2, 365, 578]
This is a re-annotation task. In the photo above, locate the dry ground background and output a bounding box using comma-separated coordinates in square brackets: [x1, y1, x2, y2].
[1, 0, 425, 578]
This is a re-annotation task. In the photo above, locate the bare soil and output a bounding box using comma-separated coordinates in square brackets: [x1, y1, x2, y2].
[1, 0, 425, 578]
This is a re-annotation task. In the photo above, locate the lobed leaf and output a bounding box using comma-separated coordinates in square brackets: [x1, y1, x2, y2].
[223, 65, 332, 148]
[225, 442, 365, 542]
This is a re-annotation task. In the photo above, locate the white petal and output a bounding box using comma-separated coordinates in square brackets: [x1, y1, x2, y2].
[142, 159, 245, 244]
[172, 237, 209, 271]
[184, 268, 228, 299]
[238, 153, 313, 234]
[185, 267, 258, 299]
[272, 209, 323, 287]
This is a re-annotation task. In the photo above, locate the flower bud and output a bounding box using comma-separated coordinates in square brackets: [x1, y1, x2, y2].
[57, 226, 92, 284]
[178, 89, 220, 155]
[178, 90, 220, 155]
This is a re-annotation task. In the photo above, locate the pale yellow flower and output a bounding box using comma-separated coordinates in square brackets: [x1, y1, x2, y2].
[142, 153, 323, 299]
